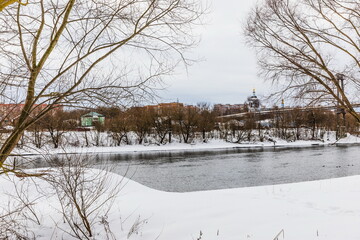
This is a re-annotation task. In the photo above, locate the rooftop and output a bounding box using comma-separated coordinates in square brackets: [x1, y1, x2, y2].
[81, 112, 105, 118]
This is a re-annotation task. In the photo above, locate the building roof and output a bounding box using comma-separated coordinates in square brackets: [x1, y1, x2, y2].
[81, 112, 105, 118]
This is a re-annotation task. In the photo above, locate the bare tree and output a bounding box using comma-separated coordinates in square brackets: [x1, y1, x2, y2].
[245, 0, 360, 122]
[0, 0, 204, 167]
[27, 118, 46, 149]
[128, 107, 152, 144]
[225, 119, 248, 143]
[288, 108, 305, 140]
[42, 110, 77, 148]
[149, 108, 170, 145]
[45, 155, 122, 239]
[0, 174, 41, 240]
[108, 111, 131, 146]
[161, 106, 178, 143]
[197, 102, 215, 142]
[0, 202, 35, 240]
[174, 105, 199, 143]
[305, 109, 328, 140]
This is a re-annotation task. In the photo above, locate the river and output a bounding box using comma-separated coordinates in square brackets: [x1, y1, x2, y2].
[29, 144, 360, 192]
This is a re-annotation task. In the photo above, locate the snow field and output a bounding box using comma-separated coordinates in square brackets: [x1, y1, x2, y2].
[2, 170, 360, 239]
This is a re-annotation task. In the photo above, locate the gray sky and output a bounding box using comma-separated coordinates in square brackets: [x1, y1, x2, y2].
[160, 1, 269, 105]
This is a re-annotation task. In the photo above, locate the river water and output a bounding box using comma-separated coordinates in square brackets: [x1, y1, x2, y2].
[30, 145, 360, 192]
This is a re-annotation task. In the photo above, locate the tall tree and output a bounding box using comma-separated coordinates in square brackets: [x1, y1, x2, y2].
[0, 0, 204, 168]
[245, 0, 360, 122]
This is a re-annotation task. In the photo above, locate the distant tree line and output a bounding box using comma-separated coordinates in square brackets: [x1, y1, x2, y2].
[8, 105, 359, 149]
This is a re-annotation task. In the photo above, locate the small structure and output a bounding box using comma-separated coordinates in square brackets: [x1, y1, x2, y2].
[80, 112, 105, 127]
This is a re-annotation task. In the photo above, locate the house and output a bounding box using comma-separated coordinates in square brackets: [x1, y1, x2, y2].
[80, 112, 105, 127]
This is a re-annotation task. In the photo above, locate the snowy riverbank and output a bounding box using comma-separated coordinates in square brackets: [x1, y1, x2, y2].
[1, 170, 360, 239]
[11, 133, 360, 156]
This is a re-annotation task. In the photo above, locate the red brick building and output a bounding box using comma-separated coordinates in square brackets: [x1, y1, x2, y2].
[145, 102, 184, 114]
[0, 104, 63, 125]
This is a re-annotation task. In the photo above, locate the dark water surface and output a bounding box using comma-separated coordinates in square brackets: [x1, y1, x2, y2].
[30, 145, 360, 192]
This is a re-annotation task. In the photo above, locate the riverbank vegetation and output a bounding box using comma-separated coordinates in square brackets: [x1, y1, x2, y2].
[2, 105, 359, 151]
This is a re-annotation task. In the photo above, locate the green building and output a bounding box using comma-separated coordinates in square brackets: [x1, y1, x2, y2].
[80, 112, 105, 127]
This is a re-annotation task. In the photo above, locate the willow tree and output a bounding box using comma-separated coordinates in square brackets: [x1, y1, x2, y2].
[0, 0, 203, 169]
[245, 0, 360, 122]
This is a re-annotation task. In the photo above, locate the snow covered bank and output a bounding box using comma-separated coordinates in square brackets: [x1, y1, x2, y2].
[116, 175, 360, 240]
[2, 171, 360, 239]
[336, 134, 360, 144]
[11, 134, 360, 156]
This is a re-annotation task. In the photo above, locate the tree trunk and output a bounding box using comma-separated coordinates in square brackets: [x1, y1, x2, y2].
[0, 128, 26, 164]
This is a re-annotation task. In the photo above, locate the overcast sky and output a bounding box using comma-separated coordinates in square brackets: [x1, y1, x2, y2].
[159, 1, 269, 105]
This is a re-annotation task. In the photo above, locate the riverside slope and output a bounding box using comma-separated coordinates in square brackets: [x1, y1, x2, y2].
[1, 170, 360, 239]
